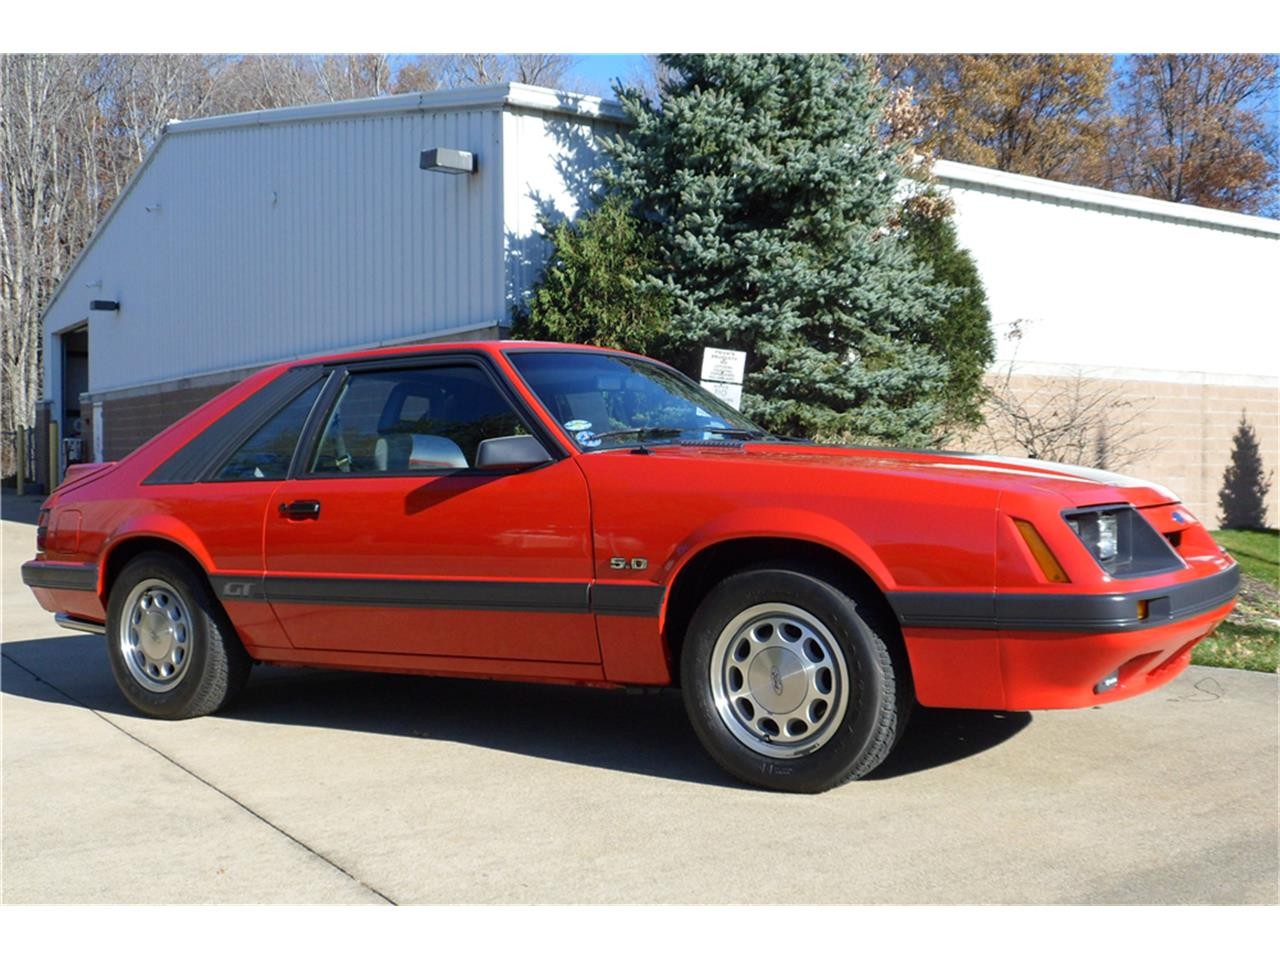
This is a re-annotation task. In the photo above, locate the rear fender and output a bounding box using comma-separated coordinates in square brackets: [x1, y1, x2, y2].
[100, 515, 217, 598]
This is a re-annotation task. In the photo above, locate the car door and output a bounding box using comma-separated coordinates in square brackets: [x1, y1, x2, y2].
[262, 354, 599, 663]
[147, 369, 330, 652]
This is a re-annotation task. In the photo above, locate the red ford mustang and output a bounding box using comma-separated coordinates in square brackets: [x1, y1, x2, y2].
[23, 342, 1239, 791]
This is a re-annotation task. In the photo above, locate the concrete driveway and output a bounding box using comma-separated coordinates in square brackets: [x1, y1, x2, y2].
[3, 494, 1276, 904]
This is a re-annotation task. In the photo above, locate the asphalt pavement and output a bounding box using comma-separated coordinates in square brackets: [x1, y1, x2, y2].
[2, 493, 1276, 904]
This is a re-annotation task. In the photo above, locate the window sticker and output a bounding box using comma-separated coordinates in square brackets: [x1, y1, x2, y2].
[564, 419, 592, 432]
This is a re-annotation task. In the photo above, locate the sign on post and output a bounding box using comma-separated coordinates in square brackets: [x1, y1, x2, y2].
[700, 347, 747, 411]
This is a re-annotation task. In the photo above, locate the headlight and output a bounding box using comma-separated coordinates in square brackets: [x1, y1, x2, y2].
[1096, 513, 1118, 561]
[1067, 510, 1119, 563]
[1064, 505, 1184, 579]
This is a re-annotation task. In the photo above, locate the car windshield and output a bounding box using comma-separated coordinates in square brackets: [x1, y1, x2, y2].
[507, 350, 769, 451]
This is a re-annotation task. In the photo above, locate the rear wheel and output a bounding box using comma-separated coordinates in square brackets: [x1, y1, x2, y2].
[681, 568, 909, 792]
[106, 552, 252, 719]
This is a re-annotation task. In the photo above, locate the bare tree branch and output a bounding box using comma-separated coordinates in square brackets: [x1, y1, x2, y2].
[983, 366, 1154, 470]
[435, 54, 576, 89]
[0, 53, 442, 475]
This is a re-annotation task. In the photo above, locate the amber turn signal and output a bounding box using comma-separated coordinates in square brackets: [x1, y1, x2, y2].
[1014, 519, 1071, 584]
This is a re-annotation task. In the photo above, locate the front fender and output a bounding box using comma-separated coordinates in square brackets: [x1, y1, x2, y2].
[660, 505, 898, 597]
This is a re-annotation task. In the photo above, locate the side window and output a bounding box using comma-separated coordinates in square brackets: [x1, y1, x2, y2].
[308, 364, 529, 475]
[213, 380, 324, 481]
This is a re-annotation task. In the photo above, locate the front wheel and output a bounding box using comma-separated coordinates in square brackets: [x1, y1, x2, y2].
[681, 568, 910, 792]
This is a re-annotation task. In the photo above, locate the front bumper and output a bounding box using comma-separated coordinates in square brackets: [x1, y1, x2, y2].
[995, 597, 1235, 710]
[896, 565, 1240, 711]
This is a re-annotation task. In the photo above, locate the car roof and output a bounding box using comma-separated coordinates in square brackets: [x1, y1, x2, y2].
[269, 340, 648, 373]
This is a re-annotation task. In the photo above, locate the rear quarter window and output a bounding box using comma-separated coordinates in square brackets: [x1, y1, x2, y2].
[212, 380, 324, 481]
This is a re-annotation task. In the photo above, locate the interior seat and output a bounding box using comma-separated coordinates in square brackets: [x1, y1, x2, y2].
[374, 433, 468, 471]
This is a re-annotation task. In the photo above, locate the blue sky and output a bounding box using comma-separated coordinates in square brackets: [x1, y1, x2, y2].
[564, 54, 649, 97]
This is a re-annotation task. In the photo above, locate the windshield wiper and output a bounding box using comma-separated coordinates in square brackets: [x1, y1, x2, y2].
[583, 427, 685, 444]
[701, 427, 772, 440]
[702, 427, 814, 443]
[582, 426, 781, 448]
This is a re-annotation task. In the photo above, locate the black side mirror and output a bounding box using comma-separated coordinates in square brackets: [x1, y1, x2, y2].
[474, 435, 552, 470]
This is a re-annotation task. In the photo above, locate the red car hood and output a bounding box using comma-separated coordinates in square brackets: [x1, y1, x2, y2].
[646, 442, 1181, 510]
[915, 451, 1180, 508]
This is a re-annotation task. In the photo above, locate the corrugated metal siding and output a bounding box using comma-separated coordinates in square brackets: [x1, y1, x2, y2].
[502, 108, 622, 314]
[46, 107, 507, 395]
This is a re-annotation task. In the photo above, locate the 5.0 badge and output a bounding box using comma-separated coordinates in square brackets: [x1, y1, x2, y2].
[609, 557, 649, 571]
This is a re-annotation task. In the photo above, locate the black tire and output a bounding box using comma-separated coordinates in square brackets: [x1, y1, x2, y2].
[105, 551, 252, 719]
[681, 568, 910, 793]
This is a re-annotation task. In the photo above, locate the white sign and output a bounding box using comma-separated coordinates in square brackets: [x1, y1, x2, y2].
[701, 347, 747, 385]
[700, 380, 743, 410]
[92, 402, 104, 463]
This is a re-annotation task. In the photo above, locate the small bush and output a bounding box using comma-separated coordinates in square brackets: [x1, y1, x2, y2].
[1218, 411, 1273, 530]
[511, 195, 671, 355]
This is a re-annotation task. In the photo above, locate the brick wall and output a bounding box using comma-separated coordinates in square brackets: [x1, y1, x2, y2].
[101, 383, 229, 461]
[971, 372, 1278, 529]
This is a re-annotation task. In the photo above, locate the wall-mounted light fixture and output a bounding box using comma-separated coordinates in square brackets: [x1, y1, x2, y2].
[420, 148, 477, 175]
[89, 299, 120, 312]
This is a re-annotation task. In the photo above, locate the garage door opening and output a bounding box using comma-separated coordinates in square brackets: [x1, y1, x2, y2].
[59, 324, 89, 468]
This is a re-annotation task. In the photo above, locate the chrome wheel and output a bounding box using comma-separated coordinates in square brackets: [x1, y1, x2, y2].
[118, 578, 193, 693]
[709, 602, 850, 759]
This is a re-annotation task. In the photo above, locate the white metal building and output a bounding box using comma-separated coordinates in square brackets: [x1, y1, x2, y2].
[39, 83, 624, 464]
[38, 85, 1279, 521]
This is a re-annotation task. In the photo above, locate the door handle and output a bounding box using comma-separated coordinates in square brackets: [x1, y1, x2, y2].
[279, 499, 321, 520]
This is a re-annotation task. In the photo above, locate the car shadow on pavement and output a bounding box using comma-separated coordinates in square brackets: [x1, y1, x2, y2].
[864, 706, 1033, 780]
[1, 493, 44, 525]
[2, 634, 1031, 788]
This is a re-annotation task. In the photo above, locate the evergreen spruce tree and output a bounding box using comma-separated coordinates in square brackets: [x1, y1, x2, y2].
[1219, 412, 1273, 530]
[512, 196, 671, 354]
[607, 54, 954, 443]
[898, 201, 995, 432]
